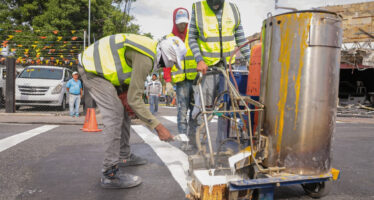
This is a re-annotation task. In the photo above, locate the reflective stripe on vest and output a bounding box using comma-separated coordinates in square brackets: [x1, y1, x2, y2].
[194, 1, 239, 66]
[82, 34, 157, 86]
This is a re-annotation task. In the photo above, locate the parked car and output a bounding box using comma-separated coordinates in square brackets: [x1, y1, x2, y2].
[15, 65, 73, 110]
[0, 66, 24, 106]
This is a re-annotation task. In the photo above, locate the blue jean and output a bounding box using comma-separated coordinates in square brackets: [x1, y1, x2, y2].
[149, 95, 159, 114]
[176, 80, 194, 134]
[69, 94, 81, 116]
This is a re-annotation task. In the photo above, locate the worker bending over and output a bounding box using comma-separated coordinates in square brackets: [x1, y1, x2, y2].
[79, 34, 186, 189]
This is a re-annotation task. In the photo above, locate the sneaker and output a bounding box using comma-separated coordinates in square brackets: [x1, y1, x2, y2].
[101, 173, 142, 189]
[118, 154, 148, 167]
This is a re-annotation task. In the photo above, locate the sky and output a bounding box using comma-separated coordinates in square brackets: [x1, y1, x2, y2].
[129, 0, 374, 40]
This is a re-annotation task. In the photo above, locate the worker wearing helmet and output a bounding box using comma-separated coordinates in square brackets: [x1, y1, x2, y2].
[188, 0, 250, 148]
[78, 34, 186, 189]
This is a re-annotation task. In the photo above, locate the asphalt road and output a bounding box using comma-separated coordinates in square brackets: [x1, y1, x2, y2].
[0, 106, 373, 200]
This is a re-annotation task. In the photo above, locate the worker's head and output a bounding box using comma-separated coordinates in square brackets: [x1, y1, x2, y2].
[152, 73, 157, 80]
[72, 71, 79, 80]
[207, 0, 224, 11]
[175, 9, 189, 33]
[158, 36, 187, 69]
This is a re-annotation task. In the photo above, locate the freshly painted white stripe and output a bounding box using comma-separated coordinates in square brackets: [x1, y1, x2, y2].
[163, 116, 178, 124]
[163, 115, 218, 123]
[0, 125, 59, 153]
[132, 125, 189, 194]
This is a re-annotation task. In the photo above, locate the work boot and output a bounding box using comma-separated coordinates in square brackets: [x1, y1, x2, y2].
[118, 154, 147, 167]
[100, 165, 142, 189]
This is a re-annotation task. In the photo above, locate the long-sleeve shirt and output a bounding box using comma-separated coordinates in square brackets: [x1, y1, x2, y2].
[188, 2, 250, 64]
[147, 80, 162, 96]
[126, 49, 160, 129]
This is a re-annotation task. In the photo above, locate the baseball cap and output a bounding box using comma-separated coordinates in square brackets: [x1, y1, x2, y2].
[159, 36, 187, 70]
[72, 71, 78, 75]
[175, 9, 189, 24]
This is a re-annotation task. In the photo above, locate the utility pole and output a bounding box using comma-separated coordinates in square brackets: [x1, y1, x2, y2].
[5, 57, 16, 113]
[88, 0, 91, 45]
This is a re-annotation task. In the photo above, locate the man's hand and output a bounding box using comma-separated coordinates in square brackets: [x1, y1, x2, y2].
[197, 60, 208, 75]
[155, 123, 174, 141]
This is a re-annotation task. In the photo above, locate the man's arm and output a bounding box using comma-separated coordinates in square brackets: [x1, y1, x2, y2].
[188, 4, 204, 64]
[66, 80, 70, 93]
[127, 53, 160, 130]
[234, 5, 250, 62]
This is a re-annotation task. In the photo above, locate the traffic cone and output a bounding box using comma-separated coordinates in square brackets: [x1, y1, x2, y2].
[81, 108, 102, 132]
[171, 97, 176, 106]
[80, 108, 91, 130]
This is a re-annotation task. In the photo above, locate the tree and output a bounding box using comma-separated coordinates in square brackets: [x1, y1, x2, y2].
[0, 0, 145, 65]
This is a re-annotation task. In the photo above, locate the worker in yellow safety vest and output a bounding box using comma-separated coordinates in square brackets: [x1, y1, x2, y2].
[165, 8, 198, 147]
[78, 34, 187, 189]
[188, 0, 251, 149]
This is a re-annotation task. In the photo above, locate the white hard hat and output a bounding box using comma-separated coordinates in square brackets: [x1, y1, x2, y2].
[159, 36, 187, 70]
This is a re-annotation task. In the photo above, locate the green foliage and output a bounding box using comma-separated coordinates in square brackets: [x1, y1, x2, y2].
[0, 0, 144, 64]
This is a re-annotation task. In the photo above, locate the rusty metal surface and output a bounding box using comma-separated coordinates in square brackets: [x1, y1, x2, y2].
[260, 11, 342, 175]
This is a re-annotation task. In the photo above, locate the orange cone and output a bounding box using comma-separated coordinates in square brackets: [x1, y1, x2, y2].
[80, 108, 91, 130]
[171, 97, 176, 106]
[82, 108, 102, 132]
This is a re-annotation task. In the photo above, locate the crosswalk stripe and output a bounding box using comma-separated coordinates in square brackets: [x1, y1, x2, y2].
[132, 125, 189, 194]
[0, 125, 59, 153]
[162, 116, 178, 124]
[162, 115, 218, 124]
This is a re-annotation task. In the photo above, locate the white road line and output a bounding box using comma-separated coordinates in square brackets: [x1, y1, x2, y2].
[163, 116, 178, 124]
[163, 115, 218, 123]
[132, 125, 189, 194]
[0, 125, 59, 153]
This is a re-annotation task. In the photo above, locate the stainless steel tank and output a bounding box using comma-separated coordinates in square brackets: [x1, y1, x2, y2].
[259, 11, 342, 175]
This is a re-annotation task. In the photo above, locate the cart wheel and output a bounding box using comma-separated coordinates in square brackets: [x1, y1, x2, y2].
[302, 181, 331, 198]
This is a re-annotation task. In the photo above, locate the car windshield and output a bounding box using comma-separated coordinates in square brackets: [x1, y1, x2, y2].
[19, 68, 63, 80]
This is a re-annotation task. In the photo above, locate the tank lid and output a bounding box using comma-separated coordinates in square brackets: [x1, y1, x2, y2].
[273, 9, 339, 18]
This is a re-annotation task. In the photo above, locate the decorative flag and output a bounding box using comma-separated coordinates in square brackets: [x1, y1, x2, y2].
[32, 45, 37, 48]
[71, 30, 76, 34]
[7, 35, 14, 40]
[72, 36, 78, 40]
[53, 30, 59, 34]
[15, 30, 22, 33]
[17, 44, 23, 47]
[57, 36, 63, 41]
[40, 36, 46, 39]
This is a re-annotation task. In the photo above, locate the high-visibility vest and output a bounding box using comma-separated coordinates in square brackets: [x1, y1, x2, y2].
[81, 34, 158, 86]
[168, 33, 197, 83]
[193, 0, 240, 66]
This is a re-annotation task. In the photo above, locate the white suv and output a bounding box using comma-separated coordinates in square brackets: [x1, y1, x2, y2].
[15, 66, 73, 110]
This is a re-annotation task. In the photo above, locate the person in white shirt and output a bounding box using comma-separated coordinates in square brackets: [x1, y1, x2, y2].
[147, 73, 162, 114]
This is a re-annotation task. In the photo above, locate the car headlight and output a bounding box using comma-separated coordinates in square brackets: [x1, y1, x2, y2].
[52, 84, 63, 94]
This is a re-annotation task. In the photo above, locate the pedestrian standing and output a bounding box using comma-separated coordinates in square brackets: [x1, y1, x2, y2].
[147, 73, 162, 114]
[66, 71, 83, 117]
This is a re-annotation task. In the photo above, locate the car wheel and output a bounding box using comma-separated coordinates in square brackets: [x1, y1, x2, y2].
[59, 95, 67, 111]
